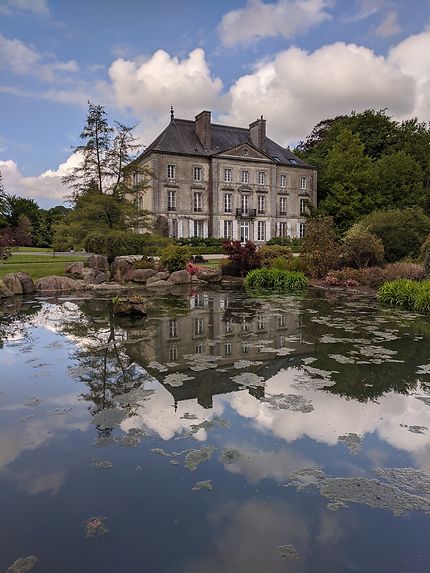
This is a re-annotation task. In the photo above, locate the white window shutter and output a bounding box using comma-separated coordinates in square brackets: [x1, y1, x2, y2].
[203, 220, 208, 238]
[254, 223, 259, 242]
[233, 221, 239, 240]
[178, 219, 183, 238]
[296, 223, 301, 238]
[219, 219, 224, 239]
[168, 219, 172, 236]
[265, 221, 271, 241]
[287, 222, 292, 238]
[189, 219, 194, 238]
[276, 222, 280, 237]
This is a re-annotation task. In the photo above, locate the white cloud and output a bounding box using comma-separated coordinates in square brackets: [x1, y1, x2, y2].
[375, 11, 401, 37]
[0, 33, 79, 82]
[344, 0, 386, 23]
[0, 154, 80, 203]
[221, 41, 416, 145]
[0, 0, 49, 16]
[218, 0, 333, 47]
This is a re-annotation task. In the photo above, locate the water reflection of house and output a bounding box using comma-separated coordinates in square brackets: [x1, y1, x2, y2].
[125, 290, 310, 408]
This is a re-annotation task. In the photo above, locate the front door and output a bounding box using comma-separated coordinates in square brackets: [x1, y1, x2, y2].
[240, 221, 249, 242]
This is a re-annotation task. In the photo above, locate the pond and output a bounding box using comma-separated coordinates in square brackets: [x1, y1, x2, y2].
[1, 286, 430, 572]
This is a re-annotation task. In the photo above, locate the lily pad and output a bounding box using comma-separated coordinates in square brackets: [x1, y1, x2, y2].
[84, 516, 109, 538]
[192, 480, 213, 492]
[7, 556, 38, 573]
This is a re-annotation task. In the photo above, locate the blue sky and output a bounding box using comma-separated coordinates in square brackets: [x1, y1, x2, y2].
[1, 0, 430, 207]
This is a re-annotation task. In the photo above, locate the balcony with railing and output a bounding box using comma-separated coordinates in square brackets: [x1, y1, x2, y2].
[236, 208, 257, 219]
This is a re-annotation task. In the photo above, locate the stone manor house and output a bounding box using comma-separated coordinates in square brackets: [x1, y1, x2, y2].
[128, 109, 317, 242]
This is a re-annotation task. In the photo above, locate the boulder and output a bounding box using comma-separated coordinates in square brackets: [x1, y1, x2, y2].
[15, 272, 35, 294]
[0, 284, 14, 298]
[110, 258, 134, 283]
[167, 270, 191, 285]
[64, 261, 85, 279]
[82, 268, 98, 284]
[95, 272, 108, 284]
[86, 282, 123, 291]
[196, 267, 222, 283]
[113, 296, 147, 316]
[35, 276, 86, 293]
[146, 272, 170, 285]
[131, 268, 157, 283]
[145, 279, 170, 288]
[2, 273, 23, 295]
[116, 255, 143, 264]
[86, 254, 110, 273]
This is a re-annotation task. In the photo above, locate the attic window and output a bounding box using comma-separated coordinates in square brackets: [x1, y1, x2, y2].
[290, 159, 298, 165]
[272, 156, 280, 162]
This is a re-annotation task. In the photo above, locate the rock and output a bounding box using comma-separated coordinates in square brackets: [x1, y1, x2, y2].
[131, 268, 157, 283]
[64, 261, 85, 279]
[34, 276, 86, 293]
[146, 271, 170, 285]
[0, 284, 14, 298]
[196, 267, 222, 283]
[191, 275, 204, 284]
[110, 258, 134, 283]
[95, 272, 108, 284]
[145, 280, 170, 288]
[82, 268, 98, 284]
[113, 296, 147, 316]
[15, 272, 34, 294]
[116, 255, 142, 264]
[167, 270, 191, 285]
[86, 282, 123, 291]
[86, 254, 109, 273]
[2, 273, 23, 295]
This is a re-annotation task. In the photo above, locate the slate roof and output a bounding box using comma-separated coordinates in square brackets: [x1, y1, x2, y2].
[135, 118, 312, 169]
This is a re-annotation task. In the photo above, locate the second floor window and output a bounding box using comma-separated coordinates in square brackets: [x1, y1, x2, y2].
[224, 193, 232, 213]
[193, 192, 202, 212]
[257, 195, 265, 214]
[169, 319, 177, 338]
[300, 176, 307, 190]
[167, 190, 176, 211]
[258, 171, 266, 185]
[194, 318, 204, 336]
[132, 172, 142, 186]
[241, 194, 249, 213]
[167, 164, 176, 179]
[280, 197, 287, 215]
[280, 174, 287, 188]
[193, 166, 202, 181]
[300, 198, 307, 215]
[224, 168, 232, 183]
[241, 170, 249, 184]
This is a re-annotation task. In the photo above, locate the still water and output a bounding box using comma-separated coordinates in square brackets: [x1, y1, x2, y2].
[1, 286, 430, 572]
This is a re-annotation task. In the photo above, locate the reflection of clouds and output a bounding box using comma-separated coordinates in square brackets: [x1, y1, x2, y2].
[224, 368, 430, 460]
[14, 469, 66, 496]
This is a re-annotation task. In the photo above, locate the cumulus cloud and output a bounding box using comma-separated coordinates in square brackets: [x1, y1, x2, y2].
[221, 41, 417, 144]
[0, 0, 49, 16]
[375, 11, 401, 37]
[0, 154, 80, 204]
[0, 33, 78, 82]
[218, 0, 333, 47]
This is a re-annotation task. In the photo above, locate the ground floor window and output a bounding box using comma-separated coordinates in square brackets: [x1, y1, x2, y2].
[170, 219, 178, 239]
[193, 220, 204, 238]
[279, 222, 288, 238]
[240, 221, 250, 242]
[223, 220, 233, 239]
[299, 222, 306, 238]
[257, 221, 266, 241]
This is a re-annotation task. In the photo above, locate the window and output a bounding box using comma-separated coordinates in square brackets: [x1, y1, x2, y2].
[194, 220, 204, 238]
[223, 220, 233, 239]
[167, 190, 176, 211]
[224, 320, 232, 334]
[290, 159, 298, 165]
[240, 221, 250, 242]
[241, 170, 249, 184]
[257, 195, 265, 214]
[241, 319, 249, 332]
[193, 166, 202, 181]
[257, 221, 266, 241]
[280, 197, 287, 215]
[132, 172, 142, 186]
[258, 171, 266, 185]
[194, 294, 205, 308]
[241, 342, 250, 354]
[257, 316, 265, 330]
[194, 318, 204, 336]
[169, 346, 178, 362]
[300, 198, 307, 215]
[195, 344, 203, 354]
[224, 168, 232, 183]
[224, 342, 232, 356]
[167, 164, 176, 179]
[299, 222, 306, 238]
[280, 174, 287, 188]
[300, 176, 307, 190]
[193, 192, 203, 212]
[279, 222, 288, 238]
[169, 319, 177, 338]
[224, 193, 232, 213]
[171, 219, 178, 239]
[241, 194, 249, 214]
[278, 314, 287, 328]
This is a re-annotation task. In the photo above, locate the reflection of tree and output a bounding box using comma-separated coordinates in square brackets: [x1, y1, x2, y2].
[0, 298, 42, 349]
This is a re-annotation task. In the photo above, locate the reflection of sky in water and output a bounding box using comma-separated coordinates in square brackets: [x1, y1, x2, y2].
[0, 290, 430, 572]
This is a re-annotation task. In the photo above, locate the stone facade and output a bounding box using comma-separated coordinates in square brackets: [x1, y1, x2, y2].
[128, 111, 317, 243]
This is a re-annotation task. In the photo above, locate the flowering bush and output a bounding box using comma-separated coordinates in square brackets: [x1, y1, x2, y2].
[186, 262, 199, 275]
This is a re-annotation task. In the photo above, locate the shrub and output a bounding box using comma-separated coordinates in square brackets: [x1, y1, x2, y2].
[270, 256, 290, 270]
[379, 279, 430, 314]
[191, 254, 207, 263]
[222, 240, 261, 277]
[267, 236, 301, 247]
[84, 230, 171, 262]
[420, 235, 430, 277]
[342, 231, 384, 268]
[259, 245, 293, 268]
[177, 237, 223, 248]
[301, 217, 342, 278]
[189, 246, 223, 255]
[244, 269, 308, 292]
[325, 262, 426, 288]
[133, 256, 157, 270]
[159, 245, 192, 273]
[285, 256, 307, 273]
[353, 208, 430, 262]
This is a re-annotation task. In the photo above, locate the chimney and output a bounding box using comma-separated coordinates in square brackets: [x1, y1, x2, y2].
[249, 116, 266, 152]
[195, 110, 211, 149]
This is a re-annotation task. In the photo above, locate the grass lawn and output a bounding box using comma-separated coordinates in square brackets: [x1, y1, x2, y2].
[0, 255, 86, 281]
[197, 259, 223, 268]
[12, 246, 53, 253]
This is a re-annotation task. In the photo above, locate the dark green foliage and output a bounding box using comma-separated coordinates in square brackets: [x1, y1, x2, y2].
[159, 245, 192, 273]
[342, 231, 384, 268]
[379, 279, 430, 314]
[221, 240, 261, 277]
[420, 235, 430, 277]
[301, 217, 342, 278]
[177, 237, 224, 248]
[83, 230, 170, 262]
[354, 208, 430, 262]
[267, 236, 302, 248]
[259, 245, 293, 268]
[244, 269, 308, 292]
